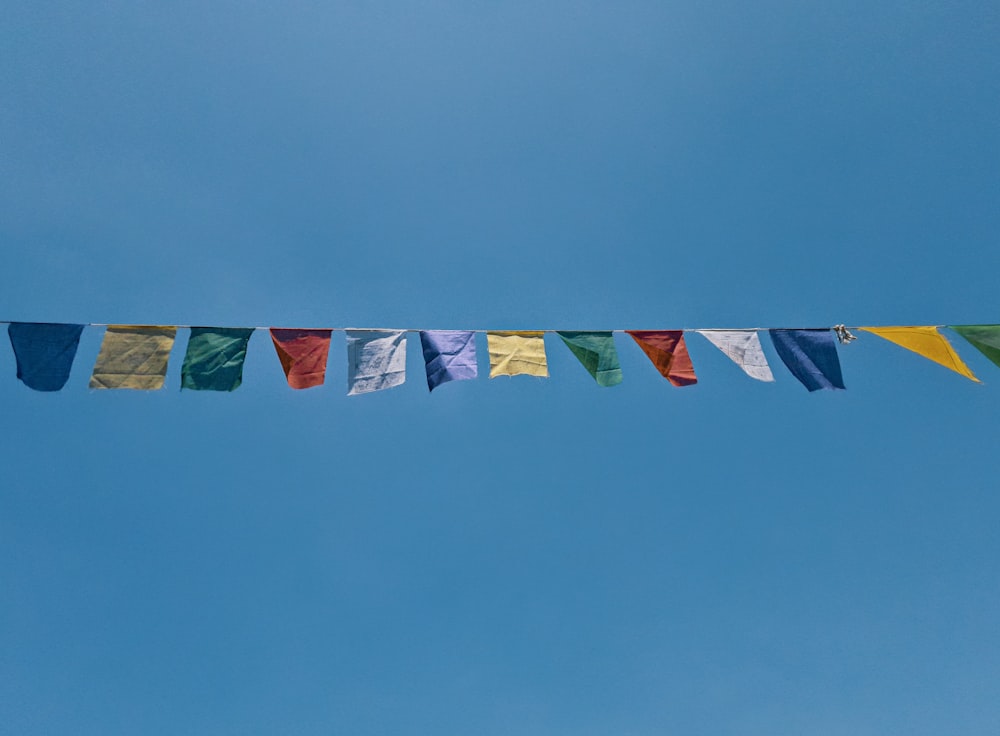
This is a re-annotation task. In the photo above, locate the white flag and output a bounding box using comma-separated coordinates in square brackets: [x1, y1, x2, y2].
[346, 330, 407, 395]
[696, 330, 774, 382]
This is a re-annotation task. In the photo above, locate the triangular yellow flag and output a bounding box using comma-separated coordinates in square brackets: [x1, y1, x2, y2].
[859, 326, 979, 382]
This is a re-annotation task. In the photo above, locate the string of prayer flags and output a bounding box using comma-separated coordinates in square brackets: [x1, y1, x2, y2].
[270, 328, 332, 389]
[181, 327, 254, 392]
[90, 326, 177, 390]
[486, 331, 549, 378]
[557, 331, 623, 386]
[10, 319, 1000, 396]
[696, 330, 774, 382]
[627, 330, 697, 387]
[346, 330, 407, 395]
[949, 325, 1000, 370]
[419, 330, 478, 391]
[7, 322, 85, 392]
[769, 329, 845, 391]
[859, 326, 979, 382]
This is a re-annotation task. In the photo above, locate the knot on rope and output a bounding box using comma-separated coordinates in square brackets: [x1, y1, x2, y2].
[833, 324, 857, 344]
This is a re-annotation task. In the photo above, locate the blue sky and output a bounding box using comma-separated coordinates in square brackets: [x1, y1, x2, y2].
[2, 2, 1000, 734]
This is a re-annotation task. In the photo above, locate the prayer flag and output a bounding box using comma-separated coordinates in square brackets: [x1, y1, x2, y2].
[181, 327, 254, 391]
[486, 331, 548, 378]
[695, 330, 774, 382]
[557, 331, 623, 386]
[419, 330, 477, 391]
[769, 329, 845, 391]
[859, 326, 978, 381]
[627, 330, 697, 387]
[90, 325, 177, 390]
[269, 328, 332, 389]
[346, 330, 407, 395]
[7, 322, 85, 392]
[950, 324, 1000, 370]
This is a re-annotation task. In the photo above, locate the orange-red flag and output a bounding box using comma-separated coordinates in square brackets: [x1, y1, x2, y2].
[269, 328, 332, 389]
[627, 330, 697, 387]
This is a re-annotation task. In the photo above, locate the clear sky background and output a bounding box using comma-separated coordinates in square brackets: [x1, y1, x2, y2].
[2, 2, 1000, 734]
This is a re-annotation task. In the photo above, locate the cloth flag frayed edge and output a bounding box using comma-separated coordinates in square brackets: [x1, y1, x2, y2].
[486, 331, 549, 378]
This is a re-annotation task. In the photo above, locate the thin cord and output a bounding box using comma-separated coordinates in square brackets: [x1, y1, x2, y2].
[0, 321, 948, 332]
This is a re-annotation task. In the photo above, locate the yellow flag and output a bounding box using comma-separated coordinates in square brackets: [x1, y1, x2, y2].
[859, 326, 979, 382]
[486, 331, 549, 378]
[90, 325, 178, 389]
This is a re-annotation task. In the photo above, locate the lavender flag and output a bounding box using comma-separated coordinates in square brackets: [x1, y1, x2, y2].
[419, 330, 478, 391]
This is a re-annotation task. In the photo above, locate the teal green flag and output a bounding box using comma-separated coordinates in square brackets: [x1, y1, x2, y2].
[556, 331, 623, 387]
[181, 327, 255, 391]
[950, 324, 1000, 369]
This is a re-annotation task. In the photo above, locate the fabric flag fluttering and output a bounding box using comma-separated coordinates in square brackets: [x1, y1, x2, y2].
[269, 328, 332, 389]
[486, 331, 549, 378]
[696, 330, 774, 382]
[419, 330, 477, 391]
[859, 326, 979, 382]
[627, 330, 697, 387]
[6, 318, 998, 395]
[769, 329, 845, 391]
[346, 330, 407, 395]
[7, 322, 86, 392]
[90, 325, 177, 390]
[950, 324, 1000, 370]
[557, 331, 623, 386]
[181, 327, 255, 391]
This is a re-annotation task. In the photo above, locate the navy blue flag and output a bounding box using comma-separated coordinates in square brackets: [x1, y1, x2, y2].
[769, 328, 845, 392]
[8, 322, 86, 391]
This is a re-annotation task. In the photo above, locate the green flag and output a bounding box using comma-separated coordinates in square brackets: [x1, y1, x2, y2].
[950, 324, 1000, 370]
[181, 327, 255, 391]
[556, 331, 623, 387]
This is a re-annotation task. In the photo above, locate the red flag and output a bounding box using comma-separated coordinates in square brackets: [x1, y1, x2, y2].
[269, 328, 332, 389]
[627, 330, 697, 387]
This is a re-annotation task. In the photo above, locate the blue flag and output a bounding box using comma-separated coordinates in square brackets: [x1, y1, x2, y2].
[769, 329, 845, 391]
[420, 331, 478, 391]
[8, 322, 86, 391]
